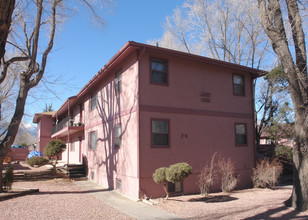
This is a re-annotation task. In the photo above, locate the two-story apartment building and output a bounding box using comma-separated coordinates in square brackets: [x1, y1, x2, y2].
[33, 41, 263, 199]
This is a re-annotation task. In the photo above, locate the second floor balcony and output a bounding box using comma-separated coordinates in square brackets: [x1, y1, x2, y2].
[51, 117, 84, 138]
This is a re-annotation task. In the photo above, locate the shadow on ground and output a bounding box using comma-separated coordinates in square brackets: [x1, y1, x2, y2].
[244, 205, 308, 220]
[188, 195, 238, 203]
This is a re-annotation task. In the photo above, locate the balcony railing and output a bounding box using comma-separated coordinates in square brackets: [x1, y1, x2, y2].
[52, 117, 69, 134]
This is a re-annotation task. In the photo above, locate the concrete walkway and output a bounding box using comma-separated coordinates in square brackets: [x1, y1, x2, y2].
[74, 180, 183, 220]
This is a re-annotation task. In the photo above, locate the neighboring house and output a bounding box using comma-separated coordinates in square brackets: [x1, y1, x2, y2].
[33, 41, 263, 199]
[33, 111, 56, 154]
[259, 123, 295, 148]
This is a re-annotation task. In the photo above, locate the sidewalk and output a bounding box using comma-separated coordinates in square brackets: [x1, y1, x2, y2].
[74, 180, 183, 220]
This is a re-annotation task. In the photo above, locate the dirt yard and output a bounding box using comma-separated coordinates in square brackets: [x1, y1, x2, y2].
[154, 186, 308, 219]
[0, 179, 133, 220]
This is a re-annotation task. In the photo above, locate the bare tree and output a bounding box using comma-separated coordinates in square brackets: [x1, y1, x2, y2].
[153, 0, 270, 68]
[0, 0, 110, 192]
[255, 66, 292, 143]
[0, 0, 15, 67]
[258, 0, 308, 211]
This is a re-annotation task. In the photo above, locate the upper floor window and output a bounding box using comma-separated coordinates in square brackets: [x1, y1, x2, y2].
[89, 92, 97, 111]
[152, 119, 169, 147]
[115, 124, 122, 148]
[235, 123, 247, 145]
[115, 69, 122, 94]
[151, 59, 168, 85]
[233, 74, 245, 96]
[89, 131, 97, 150]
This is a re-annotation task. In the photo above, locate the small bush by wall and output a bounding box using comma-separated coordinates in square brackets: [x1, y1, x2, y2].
[218, 157, 238, 193]
[198, 153, 238, 195]
[153, 163, 192, 199]
[251, 158, 283, 188]
[198, 153, 217, 196]
[3, 163, 14, 191]
[26, 156, 49, 167]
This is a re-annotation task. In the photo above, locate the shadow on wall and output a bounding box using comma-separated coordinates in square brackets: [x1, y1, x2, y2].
[92, 65, 138, 190]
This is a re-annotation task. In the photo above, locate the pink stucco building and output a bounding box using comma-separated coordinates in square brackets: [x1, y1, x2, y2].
[33, 41, 263, 199]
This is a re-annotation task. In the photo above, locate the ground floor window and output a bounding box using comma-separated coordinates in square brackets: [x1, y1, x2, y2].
[116, 178, 122, 191]
[151, 119, 169, 147]
[168, 181, 182, 193]
[115, 124, 121, 148]
[235, 123, 247, 145]
[70, 142, 75, 152]
[88, 131, 97, 150]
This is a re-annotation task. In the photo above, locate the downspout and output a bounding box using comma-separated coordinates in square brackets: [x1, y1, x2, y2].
[136, 47, 146, 199]
[251, 75, 257, 168]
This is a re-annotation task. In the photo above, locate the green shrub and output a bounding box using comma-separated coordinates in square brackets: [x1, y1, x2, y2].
[44, 139, 66, 158]
[153, 163, 192, 199]
[44, 139, 66, 175]
[3, 163, 14, 191]
[251, 158, 283, 189]
[274, 145, 293, 162]
[153, 167, 168, 184]
[26, 156, 49, 167]
[166, 163, 192, 183]
[153, 167, 168, 198]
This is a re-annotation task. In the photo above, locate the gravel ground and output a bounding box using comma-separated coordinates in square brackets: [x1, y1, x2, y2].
[0, 179, 134, 220]
[154, 187, 308, 219]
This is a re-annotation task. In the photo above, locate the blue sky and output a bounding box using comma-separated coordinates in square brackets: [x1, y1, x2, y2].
[25, 0, 185, 124]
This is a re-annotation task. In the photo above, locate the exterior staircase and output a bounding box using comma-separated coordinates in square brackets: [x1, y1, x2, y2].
[63, 164, 87, 179]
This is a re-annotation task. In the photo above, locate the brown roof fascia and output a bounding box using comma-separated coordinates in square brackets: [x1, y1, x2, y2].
[53, 96, 76, 118]
[128, 41, 267, 77]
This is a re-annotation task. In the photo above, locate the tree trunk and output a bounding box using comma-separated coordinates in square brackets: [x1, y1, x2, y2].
[258, 0, 308, 211]
[0, 0, 15, 66]
[163, 183, 169, 199]
[0, 83, 30, 192]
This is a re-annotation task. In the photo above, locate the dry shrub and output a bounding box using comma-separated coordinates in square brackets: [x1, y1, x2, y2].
[198, 153, 217, 196]
[218, 157, 238, 193]
[252, 158, 283, 189]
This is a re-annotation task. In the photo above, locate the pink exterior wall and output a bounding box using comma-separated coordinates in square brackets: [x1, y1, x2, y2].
[138, 51, 255, 197]
[37, 117, 54, 154]
[81, 53, 140, 199]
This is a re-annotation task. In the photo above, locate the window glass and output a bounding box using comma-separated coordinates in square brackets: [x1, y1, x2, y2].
[233, 75, 243, 85]
[152, 120, 168, 133]
[151, 59, 168, 84]
[90, 93, 97, 111]
[89, 131, 97, 150]
[115, 124, 121, 148]
[71, 142, 75, 152]
[152, 120, 169, 146]
[233, 74, 245, 96]
[235, 124, 247, 145]
[152, 61, 167, 72]
[115, 70, 122, 93]
[168, 181, 182, 193]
